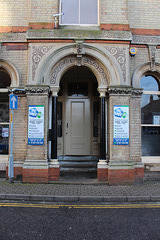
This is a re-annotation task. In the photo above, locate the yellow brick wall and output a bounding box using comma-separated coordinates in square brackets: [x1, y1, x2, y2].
[101, 0, 129, 25]
[128, 0, 160, 29]
[1, 46, 28, 87]
[30, 0, 58, 23]
[0, 0, 160, 29]
[0, 0, 30, 27]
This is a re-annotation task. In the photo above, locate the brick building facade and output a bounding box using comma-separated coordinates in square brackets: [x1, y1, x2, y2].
[0, 0, 160, 184]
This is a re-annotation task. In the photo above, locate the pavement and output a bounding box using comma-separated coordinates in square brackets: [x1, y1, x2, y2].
[1, 174, 160, 203]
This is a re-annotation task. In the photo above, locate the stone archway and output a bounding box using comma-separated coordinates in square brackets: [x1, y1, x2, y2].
[0, 59, 19, 87]
[132, 62, 160, 88]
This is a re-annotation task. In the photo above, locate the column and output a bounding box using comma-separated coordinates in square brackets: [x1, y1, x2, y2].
[51, 96, 57, 159]
[97, 89, 108, 181]
[100, 96, 106, 160]
[49, 88, 60, 181]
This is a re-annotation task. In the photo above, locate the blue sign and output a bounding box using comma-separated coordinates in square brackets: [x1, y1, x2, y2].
[28, 138, 44, 145]
[113, 105, 129, 145]
[28, 105, 44, 145]
[10, 94, 18, 110]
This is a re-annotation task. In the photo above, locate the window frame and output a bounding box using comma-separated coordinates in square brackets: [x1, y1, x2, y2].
[59, 0, 99, 26]
[141, 75, 160, 160]
[0, 88, 10, 156]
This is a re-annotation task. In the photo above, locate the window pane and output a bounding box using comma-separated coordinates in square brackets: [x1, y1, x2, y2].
[0, 125, 9, 154]
[61, 0, 79, 24]
[140, 75, 159, 91]
[80, 0, 98, 24]
[68, 82, 88, 96]
[0, 68, 11, 88]
[141, 94, 160, 124]
[142, 126, 160, 156]
[0, 93, 9, 123]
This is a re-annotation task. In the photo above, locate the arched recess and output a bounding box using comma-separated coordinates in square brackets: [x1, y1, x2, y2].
[35, 43, 122, 92]
[0, 59, 19, 87]
[132, 62, 160, 88]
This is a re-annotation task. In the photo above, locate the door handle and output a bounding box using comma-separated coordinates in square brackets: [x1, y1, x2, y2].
[66, 123, 68, 128]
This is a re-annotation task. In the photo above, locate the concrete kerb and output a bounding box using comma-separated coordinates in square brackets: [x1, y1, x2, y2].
[0, 194, 157, 203]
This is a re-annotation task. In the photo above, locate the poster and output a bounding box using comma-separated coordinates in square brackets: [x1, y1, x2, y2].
[2, 128, 9, 137]
[28, 105, 44, 145]
[113, 105, 129, 145]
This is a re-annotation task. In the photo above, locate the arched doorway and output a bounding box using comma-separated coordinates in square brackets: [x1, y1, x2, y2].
[55, 66, 100, 173]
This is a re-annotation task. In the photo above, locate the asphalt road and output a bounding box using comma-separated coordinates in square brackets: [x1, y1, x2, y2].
[0, 202, 160, 240]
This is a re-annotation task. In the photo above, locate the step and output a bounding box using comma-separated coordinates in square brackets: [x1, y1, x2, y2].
[58, 156, 99, 173]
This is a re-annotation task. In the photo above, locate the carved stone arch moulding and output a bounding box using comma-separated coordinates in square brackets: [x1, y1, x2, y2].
[50, 55, 109, 87]
[0, 59, 19, 87]
[132, 62, 160, 88]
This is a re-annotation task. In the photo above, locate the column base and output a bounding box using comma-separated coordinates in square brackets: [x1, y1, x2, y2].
[97, 160, 108, 181]
[23, 160, 49, 183]
[134, 162, 144, 183]
[49, 159, 60, 181]
[6, 162, 23, 180]
[108, 162, 144, 185]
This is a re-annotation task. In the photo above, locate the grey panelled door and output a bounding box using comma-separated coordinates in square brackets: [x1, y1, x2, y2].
[65, 98, 90, 155]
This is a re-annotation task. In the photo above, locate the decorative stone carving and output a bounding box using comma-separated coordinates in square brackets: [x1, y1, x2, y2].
[50, 55, 108, 86]
[25, 86, 50, 94]
[76, 41, 84, 66]
[132, 35, 160, 45]
[27, 29, 132, 41]
[149, 45, 156, 71]
[83, 57, 108, 84]
[108, 86, 143, 96]
[32, 45, 54, 81]
[106, 46, 126, 82]
[8, 88, 26, 95]
[0, 33, 26, 42]
[50, 57, 76, 84]
[108, 86, 132, 95]
[131, 88, 143, 96]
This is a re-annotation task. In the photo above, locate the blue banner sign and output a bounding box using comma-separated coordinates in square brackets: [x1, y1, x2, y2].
[28, 105, 44, 145]
[113, 105, 129, 145]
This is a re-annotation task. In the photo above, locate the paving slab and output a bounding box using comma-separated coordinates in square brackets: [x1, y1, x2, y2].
[0, 179, 160, 202]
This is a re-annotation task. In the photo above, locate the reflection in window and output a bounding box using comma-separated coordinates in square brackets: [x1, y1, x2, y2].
[141, 75, 160, 156]
[0, 125, 9, 154]
[141, 94, 160, 124]
[142, 126, 160, 156]
[0, 68, 11, 155]
[140, 75, 159, 91]
[68, 82, 88, 97]
[60, 0, 98, 25]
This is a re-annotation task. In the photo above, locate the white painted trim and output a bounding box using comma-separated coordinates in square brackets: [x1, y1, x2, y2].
[143, 91, 160, 95]
[0, 89, 8, 93]
[141, 124, 160, 127]
[0, 123, 10, 125]
[142, 156, 160, 164]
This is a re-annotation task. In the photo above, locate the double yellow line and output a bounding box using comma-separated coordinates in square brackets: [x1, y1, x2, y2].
[0, 202, 160, 209]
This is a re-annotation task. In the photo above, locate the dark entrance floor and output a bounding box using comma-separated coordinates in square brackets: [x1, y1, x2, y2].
[59, 172, 98, 184]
